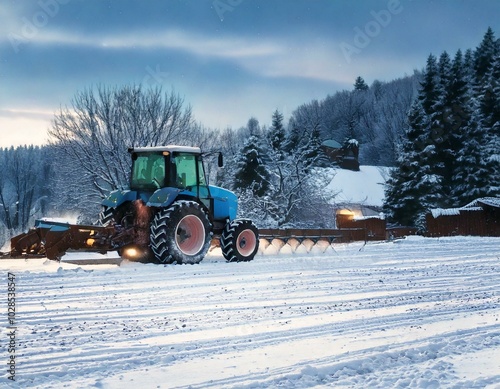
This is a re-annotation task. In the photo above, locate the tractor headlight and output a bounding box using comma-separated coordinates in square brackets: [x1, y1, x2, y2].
[121, 245, 144, 260]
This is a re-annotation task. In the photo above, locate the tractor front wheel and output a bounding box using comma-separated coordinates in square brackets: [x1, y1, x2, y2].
[220, 219, 259, 262]
[150, 200, 212, 264]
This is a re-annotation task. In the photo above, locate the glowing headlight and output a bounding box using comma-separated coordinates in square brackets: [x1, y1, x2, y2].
[123, 247, 139, 258]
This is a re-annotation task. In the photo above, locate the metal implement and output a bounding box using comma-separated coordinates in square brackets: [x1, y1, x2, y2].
[6, 219, 135, 261]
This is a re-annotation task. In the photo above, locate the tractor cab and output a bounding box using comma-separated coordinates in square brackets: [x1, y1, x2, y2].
[128, 146, 213, 207]
[129, 146, 206, 190]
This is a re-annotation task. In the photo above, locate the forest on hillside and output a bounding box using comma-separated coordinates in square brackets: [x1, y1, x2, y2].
[1, 28, 499, 244]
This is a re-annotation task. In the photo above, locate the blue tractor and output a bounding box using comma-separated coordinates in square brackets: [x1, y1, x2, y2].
[8, 146, 260, 264]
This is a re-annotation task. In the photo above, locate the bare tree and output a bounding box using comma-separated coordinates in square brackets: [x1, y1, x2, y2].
[0, 146, 47, 233]
[48, 85, 196, 218]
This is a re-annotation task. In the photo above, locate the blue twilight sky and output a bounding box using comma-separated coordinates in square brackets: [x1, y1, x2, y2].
[0, 0, 499, 147]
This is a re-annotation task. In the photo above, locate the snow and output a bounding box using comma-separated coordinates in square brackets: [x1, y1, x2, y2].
[1, 236, 499, 388]
[326, 166, 389, 207]
[467, 197, 500, 208]
[430, 208, 462, 218]
[430, 196, 500, 218]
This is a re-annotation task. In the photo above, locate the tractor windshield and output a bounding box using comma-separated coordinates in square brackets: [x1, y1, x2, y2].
[174, 153, 205, 188]
[174, 152, 210, 200]
[130, 152, 166, 190]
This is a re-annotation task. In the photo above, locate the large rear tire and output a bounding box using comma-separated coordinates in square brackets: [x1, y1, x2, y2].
[220, 219, 259, 262]
[150, 200, 212, 264]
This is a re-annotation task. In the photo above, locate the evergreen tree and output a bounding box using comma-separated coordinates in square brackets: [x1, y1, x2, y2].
[268, 109, 286, 160]
[452, 101, 495, 203]
[233, 134, 270, 197]
[478, 52, 500, 196]
[246, 117, 261, 136]
[386, 29, 500, 227]
[445, 50, 474, 205]
[431, 50, 474, 205]
[463, 48, 475, 83]
[354, 76, 369, 91]
[384, 55, 443, 228]
[301, 125, 328, 168]
[474, 27, 499, 84]
[282, 119, 301, 154]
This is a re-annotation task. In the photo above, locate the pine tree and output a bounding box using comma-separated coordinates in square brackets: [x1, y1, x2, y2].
[268, 109, 286, 160]
[431, 50, 474, 206]
[478, 52, 500, 196]
[444, 50, 474, 205]
[384, 55, 443, 228]
[282, 120, 301, 154]
[233, 134, 270, 197]
[463, 49, 475, 84]
[354, 76, 369, 91]
[474, 27, 499, 84]
[301, 125, 328, 168]
[452, 100, 494, 203]
[450, 31, 500, 205]
[427, 51, 452, 203]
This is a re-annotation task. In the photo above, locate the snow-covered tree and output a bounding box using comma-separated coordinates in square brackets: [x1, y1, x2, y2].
[0, 146, 51, 234]
[386, 29, 500, 227]
[268, 109, 286, 160]
[477, 52, 500, 196]
[452, 102, 495, 203]
[261, 152, 336, 228]
[232, 133, 270, 198]
[384, 55, 443, 228]
[474, 27, 499, 84]
[282, 119, 301, 154]
[48, 84, 196, 220]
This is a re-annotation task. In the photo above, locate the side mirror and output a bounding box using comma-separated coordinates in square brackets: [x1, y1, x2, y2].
[218, 153, 223, 167]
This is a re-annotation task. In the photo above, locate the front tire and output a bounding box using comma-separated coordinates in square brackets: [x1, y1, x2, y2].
[98, 206, 116, 226]
[150, 200, 212, 264]
[220, 219, 259, 262]
[98, 203, 134, 227]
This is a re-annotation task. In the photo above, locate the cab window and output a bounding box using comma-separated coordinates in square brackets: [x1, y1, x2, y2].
[130, 153, 165, 189]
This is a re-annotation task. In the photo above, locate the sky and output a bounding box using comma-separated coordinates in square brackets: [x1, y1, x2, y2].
[0, 0, 499, 148]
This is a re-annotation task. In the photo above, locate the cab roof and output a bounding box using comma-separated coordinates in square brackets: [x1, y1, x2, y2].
[128, 145, 202, 154]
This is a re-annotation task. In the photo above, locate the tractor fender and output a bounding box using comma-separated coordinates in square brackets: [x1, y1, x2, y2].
[147, 187, 182, 208]
[101, 190, 138, 209]
[209, 186, 238, 221]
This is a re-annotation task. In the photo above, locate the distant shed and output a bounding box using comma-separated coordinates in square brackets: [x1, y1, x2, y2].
[426, 197, 500, 237]
[321, 139, 360, 171]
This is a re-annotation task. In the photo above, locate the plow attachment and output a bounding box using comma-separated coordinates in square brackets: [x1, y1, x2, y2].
[258, 228, 345, 255]
[2, 223, 402, 262]
[258, 228, 385, 255]
[5, 220, 135, 261]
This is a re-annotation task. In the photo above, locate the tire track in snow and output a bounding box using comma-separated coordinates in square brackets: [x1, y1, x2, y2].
[3, 237, 499, 388]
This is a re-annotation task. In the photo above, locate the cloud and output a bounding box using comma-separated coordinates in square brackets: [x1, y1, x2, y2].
[0, 108, 54, 121]
[0, 115, 51, 147]
[2, 25, 356, 85]
[3, 27, 282, 58]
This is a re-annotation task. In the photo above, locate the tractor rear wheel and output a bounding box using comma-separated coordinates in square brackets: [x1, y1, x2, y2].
[220, 219, 259, 262]
[150, 200, 212, 264]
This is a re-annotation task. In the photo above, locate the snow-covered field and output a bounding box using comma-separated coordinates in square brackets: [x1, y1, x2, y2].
[1, 236, 500, 388]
